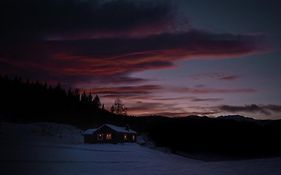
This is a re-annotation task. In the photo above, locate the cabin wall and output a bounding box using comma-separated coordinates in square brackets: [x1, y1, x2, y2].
[84, 127, 118, 143]
[84, 125, 137, 144]
[115, 133, 136, 143]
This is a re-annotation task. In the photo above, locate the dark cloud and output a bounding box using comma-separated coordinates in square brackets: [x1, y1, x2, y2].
[189, 72, 240, 81]
[190, 97, 223, 102]
[129, 104, 281, 117]
[219, 75, 239, 81]
[152, 111, 219, 117]
[265, 105, 281, 112]
[0, 30, 267, 86]
[153, 96, 223, 102]
[94, 76, 146, 85]
[157, 104, 281, 118]
[101, 94, 155, 100]
[218, 104, 281, 115]
[174, 87, 256, 94]
[80, 85, 162, 96]
[0, 0, 174, 40]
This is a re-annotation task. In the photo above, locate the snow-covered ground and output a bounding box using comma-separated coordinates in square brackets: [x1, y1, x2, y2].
[0, 122, 83, 144]
[0, 122, 281, 175]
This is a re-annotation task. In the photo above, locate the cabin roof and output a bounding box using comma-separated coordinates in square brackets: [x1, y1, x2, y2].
[83, 128, 98, 135]
[104, 124, 137, 134]
[84, 124, 136, 135]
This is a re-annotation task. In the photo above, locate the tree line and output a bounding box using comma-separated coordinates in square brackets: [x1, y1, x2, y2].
[0, 75, 115, 125]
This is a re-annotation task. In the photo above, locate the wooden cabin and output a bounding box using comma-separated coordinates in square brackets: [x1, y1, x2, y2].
[83, 124, 137, 144]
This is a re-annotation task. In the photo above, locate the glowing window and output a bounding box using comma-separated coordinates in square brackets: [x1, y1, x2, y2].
[106, 133, 112, 140]
[132, 135, 135, 141]
[124, 134, 127, 140]
[97, 134, 103, 140]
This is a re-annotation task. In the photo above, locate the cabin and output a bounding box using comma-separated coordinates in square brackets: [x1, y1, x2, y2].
[83, 124, 137, 144]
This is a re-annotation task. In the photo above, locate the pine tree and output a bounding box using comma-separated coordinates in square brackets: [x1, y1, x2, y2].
[88, 93, 93, 103]
[92, 95, 101, 108]
[80, 91, 87, 104]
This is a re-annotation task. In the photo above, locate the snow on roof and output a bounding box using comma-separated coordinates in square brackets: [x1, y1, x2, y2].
[84, 124, 136, 135]
[83, 128, 98, 135]
[104, 124, 136, 134]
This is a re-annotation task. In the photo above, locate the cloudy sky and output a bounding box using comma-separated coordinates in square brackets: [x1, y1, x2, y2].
[1, 0, 281, 119]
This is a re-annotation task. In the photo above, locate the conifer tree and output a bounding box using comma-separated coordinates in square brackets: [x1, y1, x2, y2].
[93, 95, 101, 108]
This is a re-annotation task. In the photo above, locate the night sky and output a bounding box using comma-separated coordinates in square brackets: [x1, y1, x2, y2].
[1, 0, 281, 119]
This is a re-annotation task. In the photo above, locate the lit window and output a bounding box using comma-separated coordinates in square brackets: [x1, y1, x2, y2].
[132, 135, 135, 141]
[124, 134, 127, 140]
[97, 134, 103, 140]
[106, 133, 112, 140]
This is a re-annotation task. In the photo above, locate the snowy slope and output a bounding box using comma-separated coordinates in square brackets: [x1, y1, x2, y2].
[0, 122, 281, 175]
[0, 122, 83, 144]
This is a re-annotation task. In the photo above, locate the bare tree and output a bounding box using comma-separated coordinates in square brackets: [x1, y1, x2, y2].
[111, 98, 127, 115]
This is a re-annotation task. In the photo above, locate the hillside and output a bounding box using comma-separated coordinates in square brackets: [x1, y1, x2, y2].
[1, 122, 281, 175]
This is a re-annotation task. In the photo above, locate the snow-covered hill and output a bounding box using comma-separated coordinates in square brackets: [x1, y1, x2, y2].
[0, 122, 83, 144]
[0, 122, 281, 175]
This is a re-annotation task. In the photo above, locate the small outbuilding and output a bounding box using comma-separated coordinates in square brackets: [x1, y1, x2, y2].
[83, 124, 137, 144]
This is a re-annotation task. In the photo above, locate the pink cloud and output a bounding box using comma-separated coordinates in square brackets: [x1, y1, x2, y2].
[0, 30, 269, 87]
